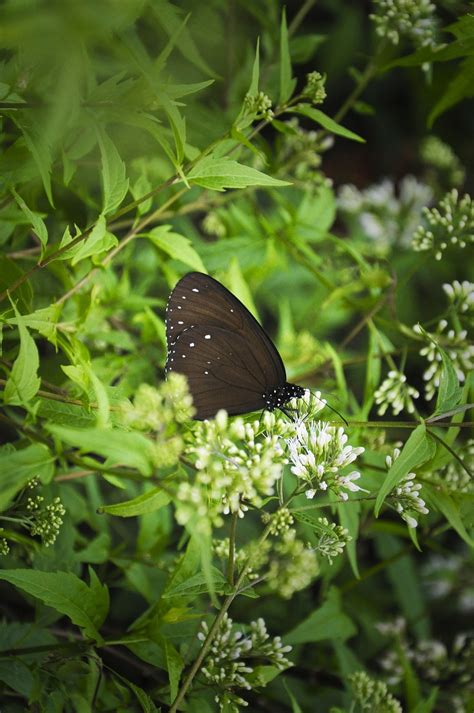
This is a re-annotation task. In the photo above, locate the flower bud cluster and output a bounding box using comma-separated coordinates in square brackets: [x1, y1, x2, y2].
[263, 506, 294, 535]
[313, 516, 352, 564]
[412, 190, 474, 260]
[443, 280, 474, 318]
[348, 671, 402, 713]
[0, 538, 10, 556]
[198, 614, 292, 711]
[302, 71, 326, 104]
[202, 211, 226, 238]
[374, 369, 419, 416]
[27, 495, 66, 547]
[370, 0, 438, 50]
[243, 91, 273, 120]
[420, 136, 465, 188]
[267, 529, 319, 598]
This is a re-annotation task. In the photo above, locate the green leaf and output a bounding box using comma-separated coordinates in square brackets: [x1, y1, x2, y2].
[3, 303, 41, 405]
[12, 189, 48, 253]
[145, 225, 206, 272]
[187, 156, 291, 191]
[337, 501, 360, 578]
[0, 443, 55, 512]
[374, 425, 435, 516]
[126, 680, 160, 713]
[428, 57, 474, 127]
[226, 257, 259, 319]
[46, 424, 157, 476]
[163, 568, 227, 598]
[0, 256, 33, 314]
[285, 588, 356, 644]
[248, 38, 260, 96]
[279, 9, 295, 103]
[290, 105, 365, 142]
[162, 96, 186, 166]
[18, 125, 54, 207]
[97, 130, 129, 215]
[432, 346, 463, 417]
[71, 214, 118, 266]
[98, 487, 171, 517]
[423, 485, 474, 547]
[163, 638, 183, 702]
[411, 689, 439, 713]
[7, 304, 61, 346]
[0, 569, 109, 642]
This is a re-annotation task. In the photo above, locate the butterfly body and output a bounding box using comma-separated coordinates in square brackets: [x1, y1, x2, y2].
[165, 272, 304, 419]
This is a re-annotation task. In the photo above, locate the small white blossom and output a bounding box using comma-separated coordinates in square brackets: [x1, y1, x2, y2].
[417, 320, 474, 400]
[370, 0, 438, 50]
[412, 190, 474, 260]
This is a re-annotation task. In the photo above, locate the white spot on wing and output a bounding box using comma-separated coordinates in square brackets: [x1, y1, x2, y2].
[205, 334, 211, 339]
[192, 288, 199, 292]
[190, 342, 195, 347]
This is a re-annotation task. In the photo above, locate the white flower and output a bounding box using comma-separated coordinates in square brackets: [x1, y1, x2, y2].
[374, 370, 420, 415]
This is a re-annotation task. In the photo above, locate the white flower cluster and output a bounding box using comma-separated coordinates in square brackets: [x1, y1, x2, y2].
[338, 176, 432, 251]
[288, 419, 365, 501]
[415, 320, 474, 401]
[386, 449, 428, 528]
[412, 189, 474, 260]
[198, 614, 292, 711]
[374, 369, 420, 416]
[370, 0, 438, 49]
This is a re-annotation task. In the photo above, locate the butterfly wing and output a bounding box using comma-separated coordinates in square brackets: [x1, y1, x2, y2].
[165, 272, 287, 418]
[167, 325, 268, 419]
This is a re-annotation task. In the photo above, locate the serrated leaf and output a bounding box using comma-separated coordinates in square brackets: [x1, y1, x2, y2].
[187, 156, 291, 191]
[97, 130, 129, 215]
[47, 424, 156, 476]
[337, 500, 360, 578]
[18, 125, 54, 207]
[163, 568, 227, 598]
[8, 304, 61, 346]
[70, 214, 117, 265]
[423, 485, 474, 547]
[12, 189, 48, 253]
[0, 569, 109, 642]
[285, 588, 356, 644]
[99, 487, 171, 517]
[375, 425, 435, 515]
[291, 105, 365, 142]
[145, 225, 206, 272]
[279, 9, 295, 103]
[3, 303, 41, 405]
[0, 443, 55, 512]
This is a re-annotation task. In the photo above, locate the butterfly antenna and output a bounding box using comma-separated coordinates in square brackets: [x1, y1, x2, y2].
[309, 389, 349, 427]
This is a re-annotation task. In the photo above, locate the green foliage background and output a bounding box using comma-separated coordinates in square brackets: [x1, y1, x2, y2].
[0, 1, 472, 711]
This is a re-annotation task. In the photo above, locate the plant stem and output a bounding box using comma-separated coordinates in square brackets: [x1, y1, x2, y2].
[226, 511, 239, 585]
[168, 521, 274, 712]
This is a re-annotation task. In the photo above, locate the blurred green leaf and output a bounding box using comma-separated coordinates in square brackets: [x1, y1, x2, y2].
[97, 130, 129, 216]
[279, 9, 295, 104]
[0, 568, 109, 642]
[99, 487, 171, 517]
[0, 443, 54, 512]
[47, 424, 157, 476]
[285, 588, 356, 644]
[291, 105, 365, 142]
[12, 189, 48, 253]
[187, 156, 291, 191]
[3, 303, 41, 405]
[145, 225, 206, 272]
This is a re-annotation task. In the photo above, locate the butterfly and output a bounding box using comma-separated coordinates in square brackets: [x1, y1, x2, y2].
[165, 272, 305, 420]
